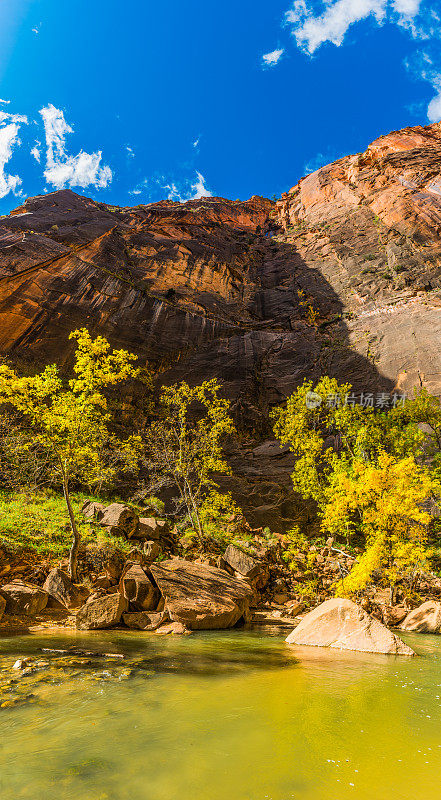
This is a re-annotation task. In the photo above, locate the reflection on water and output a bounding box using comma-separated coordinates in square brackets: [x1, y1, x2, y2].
[0, 628, 440, 800]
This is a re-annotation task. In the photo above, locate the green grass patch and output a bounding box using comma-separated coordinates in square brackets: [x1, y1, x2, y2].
[0, 490, 132, 560]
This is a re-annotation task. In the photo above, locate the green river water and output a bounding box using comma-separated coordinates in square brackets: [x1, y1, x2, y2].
[0, 627, 440, 800]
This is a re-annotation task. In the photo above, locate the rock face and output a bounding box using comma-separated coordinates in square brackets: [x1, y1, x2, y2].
[399, 601, 441, 633]
[285, 598, 415, 655]
[150, 558, 254, 630]
[0, 593, 5, 621]
[43, 568, 90, 610]
[76, 592, 128, 630]
[0, 580, 48, 616]
[2, 124, 441, 527]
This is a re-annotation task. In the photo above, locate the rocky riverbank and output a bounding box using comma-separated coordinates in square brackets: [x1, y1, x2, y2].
[2, 498, 441, 646]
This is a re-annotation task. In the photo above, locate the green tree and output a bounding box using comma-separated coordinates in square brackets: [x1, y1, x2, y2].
[144, 379, 236, 541]
[0, 329, 140, 580]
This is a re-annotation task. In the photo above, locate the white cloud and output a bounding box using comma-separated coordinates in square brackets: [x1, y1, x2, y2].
[284, 0, 434, 53]
[0, 99, 10, 105]
[262, 48, 285, 66]
[193, 137, 200, 148]
[39, 104, 112, 190]
[428, 87, 441, 121]
[0, 109, 28, 199]
[31, 141, 41, 163]
[32, 24, 40, 34]
[190, 171, 212, 199]
[126, 145, 135, 158]
[393, 0, 421, 17]
[288, 0, 387, 54]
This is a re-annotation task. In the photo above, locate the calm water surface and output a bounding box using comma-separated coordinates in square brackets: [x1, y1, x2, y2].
[0, 626, 440, 800]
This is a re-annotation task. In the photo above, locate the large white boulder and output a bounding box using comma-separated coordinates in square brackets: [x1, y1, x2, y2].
[399, 601, 441, 634]
[285, 598, 414, 655]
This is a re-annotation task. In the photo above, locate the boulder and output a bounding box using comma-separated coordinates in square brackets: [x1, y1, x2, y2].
[0, 593, 5, 621]
[92, 574, 112, 590]
[43, 569, 90, 610]
[285, 598, 415, 655]
[223, 544, 262, 579]
[123, 610, 169, 630]
[150, 557, 254, 630]
[119, 564, 160, 611]
[100, 503, 139, 538]
[373, 604, 408, 628]
[143, 541, 161, 562]
[136, 517, 169, 541]
[155, 621, 191, 635]
[81, 500, 105, 521]
[105, 552, 125, 582]
[399, 601, 441, 634]
[76, 592, 128, 630]
[0, 580, 48, 616]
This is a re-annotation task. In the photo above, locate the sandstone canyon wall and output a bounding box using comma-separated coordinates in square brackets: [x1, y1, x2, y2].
[1, 122, 441, 526]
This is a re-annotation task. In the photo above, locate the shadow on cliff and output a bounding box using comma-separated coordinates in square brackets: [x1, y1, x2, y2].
[159, 236, 396, 428]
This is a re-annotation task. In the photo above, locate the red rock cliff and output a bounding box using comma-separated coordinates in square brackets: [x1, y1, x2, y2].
[1, 122, 441, 416]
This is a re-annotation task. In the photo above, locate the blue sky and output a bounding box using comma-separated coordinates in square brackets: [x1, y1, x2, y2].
[0, 0, 440, 214]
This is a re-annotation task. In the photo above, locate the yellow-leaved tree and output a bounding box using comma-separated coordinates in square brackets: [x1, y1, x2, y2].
[322, 453, 433, 599]
[272, 376, 438, 598]
[144, 379, 237, 542]
[0, 329, 140, 580]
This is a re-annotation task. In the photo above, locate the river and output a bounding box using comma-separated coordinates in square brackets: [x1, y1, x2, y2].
[0, 627, 440, 800]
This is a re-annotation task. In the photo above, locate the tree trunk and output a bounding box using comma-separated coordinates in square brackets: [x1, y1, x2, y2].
[61, 472, 81, 582]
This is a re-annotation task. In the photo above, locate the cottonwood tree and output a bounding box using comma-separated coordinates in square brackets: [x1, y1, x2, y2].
[144, 379, 236, 542]
[0, 329, 140, 580]
[272, 377, 438, 597]
[322, 453, 433, 598]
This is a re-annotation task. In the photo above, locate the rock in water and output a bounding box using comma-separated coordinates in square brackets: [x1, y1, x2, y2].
[76, 592, 128, 630]
[0, 580, 48, 616]
[285, 598, 414, 655]
[119, 564, 160, 611]
[123, 610, 169, 630]
[150, 558, 254, 630]
[43, 569, 90, 610]
[399, 601, 441, 634]
[155, 621, 191, 635]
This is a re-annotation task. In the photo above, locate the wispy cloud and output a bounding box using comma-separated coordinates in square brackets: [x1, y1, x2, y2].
[0, 109, 28, 199]
[32, 24, 41, 35]
[405, 51, 441, 121]
[130, 171, 213, 203]
[126, 145, 135, 159]
[284, 0, 441, 120]
[39, 104, 112, 190]
[303, 146, 345, 174]
[0, 99, 10, 105]
[262, 48, 285, 67]
[31, 141, 41, 163]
